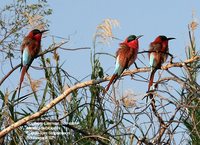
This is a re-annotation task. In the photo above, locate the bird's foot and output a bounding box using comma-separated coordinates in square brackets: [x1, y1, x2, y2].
[134, 62, 139, 69]
[170, 58, 173, 64]
[130, 73, 134, 79]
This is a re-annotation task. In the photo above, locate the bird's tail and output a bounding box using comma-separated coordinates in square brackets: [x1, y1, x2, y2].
[18, 66, 27, 98]
[148, 68, 157, 92]
[104, 74, 118, 94]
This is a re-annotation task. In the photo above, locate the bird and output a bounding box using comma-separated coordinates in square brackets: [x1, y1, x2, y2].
[104, 35, 143, 93]
[148, 35, 175, 92]
[18, 29, 48, 98]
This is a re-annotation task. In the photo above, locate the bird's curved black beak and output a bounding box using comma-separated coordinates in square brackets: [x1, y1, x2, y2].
[41, 30, 49, 33]
[167, 37, 175, 40]
[136, 35, 143, 39]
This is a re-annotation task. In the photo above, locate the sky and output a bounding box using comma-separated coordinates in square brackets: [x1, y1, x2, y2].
[46, 0, 200, 92]
[1, 0, 200, 89]
[1, 0, 200, 143]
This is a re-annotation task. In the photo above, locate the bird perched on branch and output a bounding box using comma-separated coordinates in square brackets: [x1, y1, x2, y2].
[18, 29, 48, 97]
[148, 35, 175, 92]
[105, 35, 143, 93]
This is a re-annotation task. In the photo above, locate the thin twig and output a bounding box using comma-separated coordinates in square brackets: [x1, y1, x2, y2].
[0, 64, 21, 86]
[0, 55, 200, 138]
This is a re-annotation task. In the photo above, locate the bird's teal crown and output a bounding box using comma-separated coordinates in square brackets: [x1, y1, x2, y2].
[159, 35, 168, 41]
[127, 35, 137, 42]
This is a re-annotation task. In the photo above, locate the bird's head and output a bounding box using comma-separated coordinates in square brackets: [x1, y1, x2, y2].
[153, 35, 175, 49]
[27, 29, 49, 41]
[154, 35, 175, 43]
[124, 35, 143, 48]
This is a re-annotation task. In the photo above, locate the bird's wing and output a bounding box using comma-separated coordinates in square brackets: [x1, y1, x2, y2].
[21, 37, 32, 70]
[149, 43, 162, 69]
[22, 47, 35, 70]
[21, 38, 37, 71]
[21, 37, 31, 54]
[127, 47, 138, 68]
[149, 43, 162, 55]
[115, 45, 130, 75]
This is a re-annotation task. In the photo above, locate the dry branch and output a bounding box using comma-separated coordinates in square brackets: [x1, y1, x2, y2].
[0, 64, 21, 86]
[0, 41, 68, 86]
[0, 55, 199, 138]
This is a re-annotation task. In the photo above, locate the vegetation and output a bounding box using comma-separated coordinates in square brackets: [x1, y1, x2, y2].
[0, 1, 200, 145]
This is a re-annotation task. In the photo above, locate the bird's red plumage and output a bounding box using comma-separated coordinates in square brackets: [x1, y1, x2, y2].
[104, 35, 142, 93]
[18, 66, 27, 98]
[148, 35, 174, 92]
[105, 74, 118, 93]
[18, 29, 47, 97]
[148, 69, 156, 92]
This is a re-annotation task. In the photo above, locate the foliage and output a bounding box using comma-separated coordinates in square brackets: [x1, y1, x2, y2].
[0, 0, 51, 63]
[182, 19, 200, 145]
[0, 1, 200, 145]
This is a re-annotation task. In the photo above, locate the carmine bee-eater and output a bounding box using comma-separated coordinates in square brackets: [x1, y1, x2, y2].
[105, 35, 143, 93]
[148, 35, 175, 92]
[18, 29, 48, 97]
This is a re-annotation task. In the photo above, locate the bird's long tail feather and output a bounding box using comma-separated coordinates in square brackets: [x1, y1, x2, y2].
[104, 74, 118, 94]
[148, 68, 157, 92]
[18, 66, 27, 98]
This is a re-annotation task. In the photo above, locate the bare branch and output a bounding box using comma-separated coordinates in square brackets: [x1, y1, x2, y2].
[0, 64, 21, 86]
[0, 55, 199, 139]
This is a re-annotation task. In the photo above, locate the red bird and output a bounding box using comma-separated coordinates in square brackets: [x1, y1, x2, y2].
[105, 35, 143, 93]
[148, 35, 175, 92]
[18, 29, 48, 97]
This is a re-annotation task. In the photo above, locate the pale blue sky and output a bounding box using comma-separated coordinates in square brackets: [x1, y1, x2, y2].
[1, 1, 200, 144]
[47, 0, 200, 86]
[1, 0, 200, 93]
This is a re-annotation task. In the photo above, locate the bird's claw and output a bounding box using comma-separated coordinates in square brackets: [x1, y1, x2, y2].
[134, 62, 139, 69]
